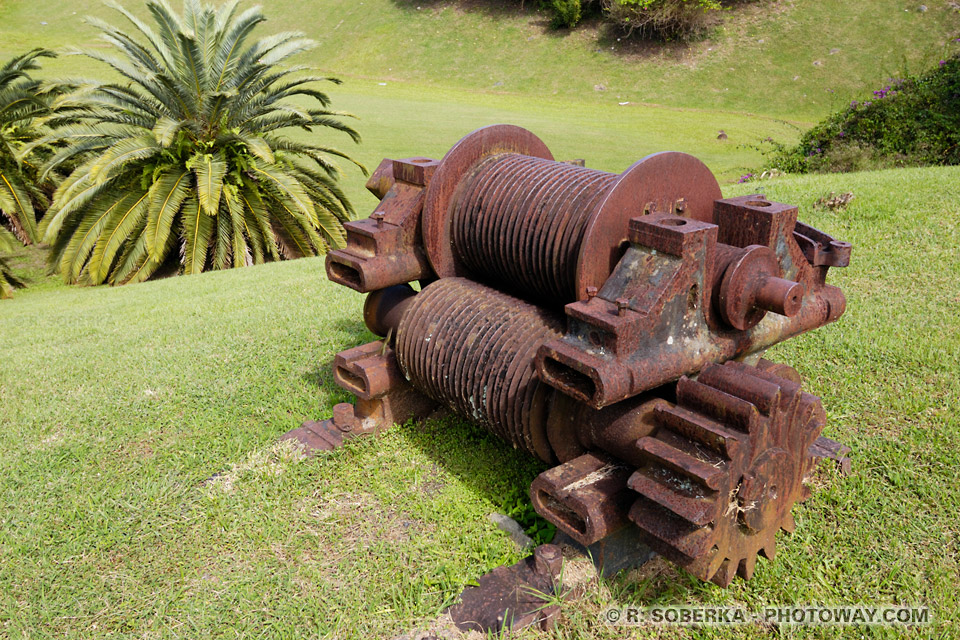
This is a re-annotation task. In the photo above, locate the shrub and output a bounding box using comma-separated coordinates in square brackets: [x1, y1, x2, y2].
[540, 0, 748, 40]
[603, 0, 723, 40]
[769, 53, 960, 173]
[0, 48, 65, 298]
[0, 49, 59, 248]
[0, 229, 25, 299]
[37, 0, 365, 286]
[545, 0, 583, 28]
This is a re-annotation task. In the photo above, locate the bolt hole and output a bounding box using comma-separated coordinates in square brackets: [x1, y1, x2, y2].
[536, 491, 587, 536]
[745, 200, 772, 207]
[410, 158, 431, 164]
[660, 218, 687, 226]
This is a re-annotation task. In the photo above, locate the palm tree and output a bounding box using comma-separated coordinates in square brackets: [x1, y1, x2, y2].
[0, 228, 26, 299]
[0, 48, 61, 298]
[37, 0, 365, 285]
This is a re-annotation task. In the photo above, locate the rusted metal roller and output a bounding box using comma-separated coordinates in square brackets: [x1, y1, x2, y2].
[451, 155, 619, 302]
[395, 277, 563, 460]
[287, 125, 854, 625]
[423, 125, 723, 304]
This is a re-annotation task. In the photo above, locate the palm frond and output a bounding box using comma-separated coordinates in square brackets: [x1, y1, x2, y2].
[40, 1, 363, 285]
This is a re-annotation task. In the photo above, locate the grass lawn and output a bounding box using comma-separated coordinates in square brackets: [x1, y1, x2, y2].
[1, 0, 959, 637]
[2, 0, 959, 121]
[2, 159, 958, 638]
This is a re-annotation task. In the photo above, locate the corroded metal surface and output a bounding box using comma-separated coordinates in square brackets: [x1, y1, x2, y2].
[395, 277, 564, 461]
[452, 154, 617, 302]
[627, 361, 826, 586]
[536, 203, 847, 408]
[301, 125, 853, 616]
[449, 545, 564, 634]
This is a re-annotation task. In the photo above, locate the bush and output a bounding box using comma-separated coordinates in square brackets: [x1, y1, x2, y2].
[769, 53, 960, 174]
[0, 49, 58, 249]
[603, 0, 723, 40]
[545, 0, 583, 28]
[541, 0, 739, 40]
[0, 230, 25, 299]
[0, 48, 66, 298]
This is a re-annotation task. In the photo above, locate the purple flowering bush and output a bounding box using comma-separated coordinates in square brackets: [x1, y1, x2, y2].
[768, 52, 960, 173]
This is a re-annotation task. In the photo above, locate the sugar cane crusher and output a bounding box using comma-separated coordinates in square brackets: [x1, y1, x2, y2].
[284, 125, 852, 626]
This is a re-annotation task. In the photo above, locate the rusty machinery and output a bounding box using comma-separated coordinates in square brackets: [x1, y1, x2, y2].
[288, 124, 852, 591]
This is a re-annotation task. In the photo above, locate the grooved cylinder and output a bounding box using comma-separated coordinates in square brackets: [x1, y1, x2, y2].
[452, 154, 619, 302]
[395, 277, 563, 460]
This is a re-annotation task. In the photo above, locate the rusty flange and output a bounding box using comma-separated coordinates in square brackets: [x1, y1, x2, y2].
[422, 124, 554, 279]
[574, 151, 722, 301]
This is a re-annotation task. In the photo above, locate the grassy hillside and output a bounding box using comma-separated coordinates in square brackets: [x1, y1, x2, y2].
[1, 0, 958, 121]
[1, 164, 958, 638]
[0, 0, 958, 201]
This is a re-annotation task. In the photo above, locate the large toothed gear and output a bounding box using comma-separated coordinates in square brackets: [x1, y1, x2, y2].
[627, 361, 826, 586]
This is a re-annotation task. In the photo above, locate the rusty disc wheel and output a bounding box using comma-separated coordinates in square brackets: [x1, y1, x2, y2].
[574, 152, 721, 301]
[626, 360, 825, 586]
[422, 124, 554, 279]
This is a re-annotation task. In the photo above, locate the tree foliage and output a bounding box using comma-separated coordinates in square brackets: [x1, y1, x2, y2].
[0, 49, 61, 246]
[542, 0, 739, 39]
[0, 229, 25, 299]
[0, 48, 63, 298]
[37, 0, 365, 286]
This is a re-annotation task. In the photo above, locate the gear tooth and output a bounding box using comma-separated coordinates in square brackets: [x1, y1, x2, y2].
[706, 548, 725, 581]
[636, 436, 727, 490]
[738, 554, 757, 580]
[781, 512, 797, 533]
[627, 468, 718, 526]
[756, 359, 802, 383]
[699, 362, 786, 416]
[676, 376, 760, 433]
[627, 497, 718, 560]
[631, 363, 828, 589]
[760, 540, 777, 561]
[797, 393, 827, 449]
[654, 405, 744, 458]
[709, 558, 738, 587]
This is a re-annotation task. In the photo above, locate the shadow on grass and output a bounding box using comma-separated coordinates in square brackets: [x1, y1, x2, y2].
[301, 317, 372, 389]
[397, 413, 696, 602]
[388, 0, 567, 38]
[592, 19, 693, 60]
[389, 0, 538, 18]
[399, 412, 549, 521]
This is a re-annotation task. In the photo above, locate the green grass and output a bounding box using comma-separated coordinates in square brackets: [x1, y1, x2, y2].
[1, 0, 959, 202]
[0, 0, 960, 122]
[1, 0, 959, 637]
[2, 0, 959, 121]
[2, 163, 958, 638]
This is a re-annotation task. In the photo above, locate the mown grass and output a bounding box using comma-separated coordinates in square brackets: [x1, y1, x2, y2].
[1, 0, 959, 637]
[1, 0, 959, 198]
[2, 0, 959, 122]
[2, 162, 958, 638]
